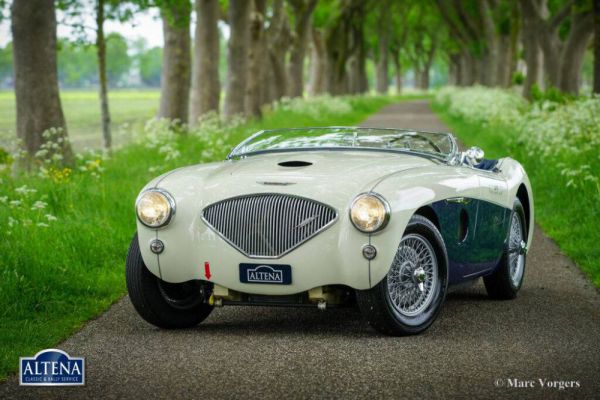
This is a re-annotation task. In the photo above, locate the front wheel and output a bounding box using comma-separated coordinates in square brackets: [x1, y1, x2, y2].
[126, 234, 213, 329]
[356, 215, 448, 336]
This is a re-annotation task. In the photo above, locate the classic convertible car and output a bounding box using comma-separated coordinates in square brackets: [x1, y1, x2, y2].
[126, 127, 533, 336]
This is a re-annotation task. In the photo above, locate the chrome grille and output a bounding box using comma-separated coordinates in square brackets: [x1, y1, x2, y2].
[202, 193, 337, 258]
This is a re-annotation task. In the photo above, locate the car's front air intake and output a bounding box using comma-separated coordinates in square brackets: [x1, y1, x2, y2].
[202, 193, 337, 258]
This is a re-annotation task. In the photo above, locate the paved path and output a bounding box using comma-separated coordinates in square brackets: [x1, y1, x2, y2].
[2, 101, 599, 399]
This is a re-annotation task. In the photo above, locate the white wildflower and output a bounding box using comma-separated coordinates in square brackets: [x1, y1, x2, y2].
[45, 214, 58, 221]
[31, 200, 47, 210]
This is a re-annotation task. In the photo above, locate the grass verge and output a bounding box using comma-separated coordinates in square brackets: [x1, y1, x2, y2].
[432, 102, 600, 289]
[0, 94, 415, 381]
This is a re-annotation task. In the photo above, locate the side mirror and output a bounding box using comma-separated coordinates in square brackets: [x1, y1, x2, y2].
[463, 146, 484, 166]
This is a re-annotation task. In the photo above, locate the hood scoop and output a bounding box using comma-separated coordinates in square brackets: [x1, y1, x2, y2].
[278, 160, 312, 167]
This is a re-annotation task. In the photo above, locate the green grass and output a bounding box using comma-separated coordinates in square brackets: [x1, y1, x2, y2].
[0, 90, 160, 149]
[432, 102, 600, 289]
[0, 94, 412, 381]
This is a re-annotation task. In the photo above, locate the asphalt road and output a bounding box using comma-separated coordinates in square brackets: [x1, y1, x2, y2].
[2, 101, 599, 399]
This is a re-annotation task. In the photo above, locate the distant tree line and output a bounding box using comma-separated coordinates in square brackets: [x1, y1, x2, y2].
[3, 0, 600, 163]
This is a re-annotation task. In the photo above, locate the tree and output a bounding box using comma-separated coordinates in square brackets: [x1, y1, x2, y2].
[138, 47, 162, 87]
[57, 40, 97, 87]
[224, 0, 251, 118]
[323, 0, 363, 95]
[265, 0, 291, 102]
[59, 0, 136, 150]
[0, 43, 13, 87]
[190, 0, 221, 123]
[245, 0, 267, 118]
[158, 0, 191, 124]
[286, 0, 318, 97]
[106, 33, 131, 86]
[375, 0, 391, 94]
[95, 0, 112, 150]
[595, 0, 600, 94]
[519, 0, 594, 94]
[11, 0, 72, 163]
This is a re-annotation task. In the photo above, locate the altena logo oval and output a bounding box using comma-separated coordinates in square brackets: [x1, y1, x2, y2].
[20, 349, 85, 386]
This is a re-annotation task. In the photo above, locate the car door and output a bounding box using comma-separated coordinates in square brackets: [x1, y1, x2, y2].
[431, 166, 483, 284]
[474, 171, 511, 273]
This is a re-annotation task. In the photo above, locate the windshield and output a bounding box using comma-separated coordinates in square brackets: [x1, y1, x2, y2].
[227, 127, 458, 161]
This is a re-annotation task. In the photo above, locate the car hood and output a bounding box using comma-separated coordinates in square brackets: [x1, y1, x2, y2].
[158, 151, 434, 210]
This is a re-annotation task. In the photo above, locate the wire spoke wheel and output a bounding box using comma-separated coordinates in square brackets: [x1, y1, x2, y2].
[507, 212, 525, 287]
[386, 234, 438, 317]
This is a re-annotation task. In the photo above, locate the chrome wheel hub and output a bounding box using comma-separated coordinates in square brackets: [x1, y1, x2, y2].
[507, 213, 525, 287]
[386, 234, 438, 317]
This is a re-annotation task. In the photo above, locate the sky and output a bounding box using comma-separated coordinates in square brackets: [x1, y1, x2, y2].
[0, 7, 165, 49]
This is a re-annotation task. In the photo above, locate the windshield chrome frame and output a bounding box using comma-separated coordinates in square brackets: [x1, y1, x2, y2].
[226, 126, 459, 163]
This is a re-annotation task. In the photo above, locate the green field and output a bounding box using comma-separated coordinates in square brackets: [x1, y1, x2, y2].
[0, 93, 408, 381]
[0, 90, 161, 149]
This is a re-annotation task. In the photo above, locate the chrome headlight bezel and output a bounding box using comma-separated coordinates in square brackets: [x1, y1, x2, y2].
[135, 188, 176, 228]
[349, 192, 391, 233]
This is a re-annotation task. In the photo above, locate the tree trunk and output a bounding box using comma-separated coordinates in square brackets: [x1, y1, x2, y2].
[558, 12, 594, 94]
[521, 3, 540, 98]
[11, 0, 72, 163]
[224, 0, 250, 118]
[266, 0, 289, 103]
[96, 0, 111, 150]
[287, 0, 318, 98]
[448, 53, 460, 85]
[190, 0, 220, 124]
[324, 1, 359, 95]
[350, 10, 368, 94]
[308, 28, 326, 95]
[159, 1, 191, 125]
[245, 0, 267, 118]
[392, 50, 402, 93]
[375, 1, 390, 94]
[479, 0, 499, 86]
[594, 0, 600, 94]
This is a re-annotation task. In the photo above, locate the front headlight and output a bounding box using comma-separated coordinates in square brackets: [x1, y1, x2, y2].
[350, 193, 390, 233]
[136, 189, 175, 228]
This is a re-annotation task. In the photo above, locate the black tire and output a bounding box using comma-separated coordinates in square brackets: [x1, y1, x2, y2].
[484, 198, 527, 300]
[126, 233, 213, 329]
[356, 215, 449, 336]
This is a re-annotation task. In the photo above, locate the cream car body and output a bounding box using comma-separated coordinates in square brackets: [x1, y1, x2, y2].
[135, 136, 533, 296]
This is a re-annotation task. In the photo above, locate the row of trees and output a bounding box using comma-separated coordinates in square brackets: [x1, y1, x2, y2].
[0, 36, 161, 88]
[5, 0, 600, 163]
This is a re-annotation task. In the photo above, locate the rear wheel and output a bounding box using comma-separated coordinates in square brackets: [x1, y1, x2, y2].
[126, 234, 213, 328]
[483, 198, 527, 299]
[356, 215, 448, 336]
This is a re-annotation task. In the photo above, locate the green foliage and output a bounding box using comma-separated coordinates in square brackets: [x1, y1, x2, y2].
[57, 40, 98, 87]
[0, 94, 398, 380]
[512, 71, 524, 85]
[138, 47, 162, 87]
[106, 33, 131, 86]
[433, 87, 600, 288]
[529, 85, 574, 104]
[0, 43, 12, 84]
